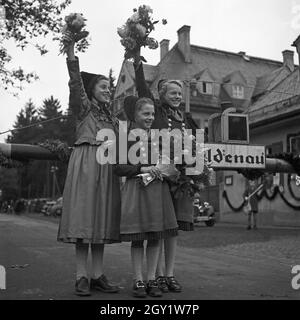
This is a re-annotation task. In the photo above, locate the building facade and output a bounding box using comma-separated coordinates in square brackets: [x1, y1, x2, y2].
[114, 25, 300, 226]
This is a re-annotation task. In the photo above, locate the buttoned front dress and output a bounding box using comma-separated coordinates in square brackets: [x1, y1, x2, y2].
[57, 57, 121, 244]
[114, 134, 178, 241]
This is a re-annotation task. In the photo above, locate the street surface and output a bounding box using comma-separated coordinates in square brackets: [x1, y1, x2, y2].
[0, 212, 300, 300]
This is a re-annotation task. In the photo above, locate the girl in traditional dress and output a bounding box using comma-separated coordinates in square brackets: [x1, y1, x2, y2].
[114, 96, 178, 298]
[131, 52, 199, 293]
[57, 32, 121, 296]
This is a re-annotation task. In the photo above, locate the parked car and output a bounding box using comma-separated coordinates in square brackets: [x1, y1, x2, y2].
[49, 197, 63, 216]
[193, 199, 216, 227]
[43, 197, 63, 217]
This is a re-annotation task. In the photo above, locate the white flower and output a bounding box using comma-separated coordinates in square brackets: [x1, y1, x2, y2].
[117, 26, 128, 38]
[135, 24, 146, 37]
[129, 12, 140, 23]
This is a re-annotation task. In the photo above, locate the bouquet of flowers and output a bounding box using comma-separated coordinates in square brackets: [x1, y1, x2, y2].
[170, 132, 213, 198]
[117, 5, 167, 62]
[137, 155, 180, 186]
[58, 13, 90, 54]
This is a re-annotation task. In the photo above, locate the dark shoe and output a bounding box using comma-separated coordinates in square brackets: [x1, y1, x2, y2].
[75, 277, 91, 296]
[146, 280, 163, 297]
[166, 276, 182, 292]
[132, 280, 147, 298]
[247, 226, 251, 230]
[90, 274, 119, 293]
[156, 276, 169, 293]
[253, 226, 257, 230]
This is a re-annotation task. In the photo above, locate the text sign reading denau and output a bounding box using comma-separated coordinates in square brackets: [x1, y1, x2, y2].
[205, 144, 265, 169]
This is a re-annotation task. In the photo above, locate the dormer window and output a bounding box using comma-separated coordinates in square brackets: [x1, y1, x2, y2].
[202, 81, 213, 94]
[232, 85, 244, 99]
[195, 81, 213, 95]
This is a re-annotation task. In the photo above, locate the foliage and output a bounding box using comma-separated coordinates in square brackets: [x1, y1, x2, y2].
[0, 0, 71, 92]
[57, 12, 90, 54]
[4, 96, 74, 199]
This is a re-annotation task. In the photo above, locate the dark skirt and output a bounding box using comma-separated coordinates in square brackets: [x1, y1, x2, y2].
[173, 189, 194, 231]
[57, 144, 121, 244]
[120, 178, 178, 241]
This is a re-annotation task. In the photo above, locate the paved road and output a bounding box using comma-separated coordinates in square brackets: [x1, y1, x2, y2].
[0, 213, 299, 300]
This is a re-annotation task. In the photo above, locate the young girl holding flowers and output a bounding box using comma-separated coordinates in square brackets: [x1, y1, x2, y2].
[131, 51, 199, 294]
[114, 96, 178, 298]
[57, 18, 121, 297]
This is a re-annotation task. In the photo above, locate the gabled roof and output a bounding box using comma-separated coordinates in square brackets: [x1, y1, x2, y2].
[188, 45, 283, 86]
[248, 68, 300, 115]
[192, 68, 216, 81]
[252, 66, 292, 99]
[222, 70, 248, 84]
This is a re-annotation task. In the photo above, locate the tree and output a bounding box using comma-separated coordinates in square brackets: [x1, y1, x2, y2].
[7, 99, 41, 144]
[0, 0, 71, 92]
[38, 95, 64, 140]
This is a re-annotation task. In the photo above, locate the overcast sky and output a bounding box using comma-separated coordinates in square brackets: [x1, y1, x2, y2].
[1, 0, 299, 143]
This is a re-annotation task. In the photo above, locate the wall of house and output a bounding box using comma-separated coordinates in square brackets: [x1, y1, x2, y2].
[219, 114, 300, 227]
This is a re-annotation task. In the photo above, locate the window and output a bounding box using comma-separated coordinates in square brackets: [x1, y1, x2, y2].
[202, 82, 213, 94]
[290, 135, 300, 154]
[195, 81, 213, 95]
[232, 85, 244, 99]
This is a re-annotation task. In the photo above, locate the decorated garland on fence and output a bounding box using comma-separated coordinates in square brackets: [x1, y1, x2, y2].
[37, 140, 72, 163]
[0, 140, 72, 169]
[287, 174, 300, 201]
[223, 185, 300, 211]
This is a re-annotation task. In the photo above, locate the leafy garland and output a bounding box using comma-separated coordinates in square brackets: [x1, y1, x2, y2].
[287, 174, 300, 201]
[226, 152, 300, 212]
[0, 140, 72, 168]
[37, 140, 72, 163]
[223, 185, 300, 211]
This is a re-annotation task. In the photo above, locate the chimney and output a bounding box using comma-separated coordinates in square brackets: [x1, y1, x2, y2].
[160, 39, 170, 61]
[282, 50, 294, 71]
[292, 35, 300, 67]
[177, 25, 191, 63]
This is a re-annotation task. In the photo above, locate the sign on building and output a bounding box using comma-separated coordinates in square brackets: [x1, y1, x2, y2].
[205, 144, 265, 169]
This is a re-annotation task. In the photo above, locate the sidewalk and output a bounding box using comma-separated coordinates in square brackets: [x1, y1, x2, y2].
[0, 213, 299, 300]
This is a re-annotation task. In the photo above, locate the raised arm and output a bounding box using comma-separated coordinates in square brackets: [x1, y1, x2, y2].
[133, 50, 154, 100]
[65, 35, 90, 119]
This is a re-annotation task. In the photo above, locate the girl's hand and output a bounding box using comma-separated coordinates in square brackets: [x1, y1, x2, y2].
[141, 166, 163, 180]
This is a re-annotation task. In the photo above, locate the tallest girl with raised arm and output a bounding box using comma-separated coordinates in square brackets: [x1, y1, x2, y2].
[57, 28, 121, 297]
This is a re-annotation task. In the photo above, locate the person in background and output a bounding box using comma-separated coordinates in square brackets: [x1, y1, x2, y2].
[244, 180, 259, 230]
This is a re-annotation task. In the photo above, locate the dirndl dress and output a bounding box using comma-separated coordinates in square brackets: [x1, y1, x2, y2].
[114, 138, 178, 242]
[57, 57, 121, 244]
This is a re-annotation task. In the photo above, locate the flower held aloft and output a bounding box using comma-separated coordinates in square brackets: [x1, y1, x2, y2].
[117, 5, 167, 62]
[58, 13, 90, 55]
